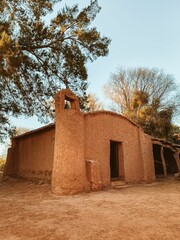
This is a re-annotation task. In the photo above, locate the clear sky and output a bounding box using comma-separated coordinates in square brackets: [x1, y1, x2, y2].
[86, 0, 180, 100]
[1, 0, 180, 154]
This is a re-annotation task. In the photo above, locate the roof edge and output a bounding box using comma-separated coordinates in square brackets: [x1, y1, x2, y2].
[84, 110, 139, 128]
[152, 137, 180, 149]
[12, 123, 55, 139]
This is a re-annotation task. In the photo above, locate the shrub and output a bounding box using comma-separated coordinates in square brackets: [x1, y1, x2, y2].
[0, 157, 6, 171]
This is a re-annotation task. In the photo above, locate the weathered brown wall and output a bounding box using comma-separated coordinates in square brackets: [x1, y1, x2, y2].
[13, 127, 55, 180]
[84, 111, 155, 187]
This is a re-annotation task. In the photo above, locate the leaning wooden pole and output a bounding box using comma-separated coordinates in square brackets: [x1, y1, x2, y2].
[160, 146, 167, 177]
[173, 150, 180, 172]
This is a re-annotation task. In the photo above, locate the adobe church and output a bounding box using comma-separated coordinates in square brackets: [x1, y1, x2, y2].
[3, 89, 180, 195]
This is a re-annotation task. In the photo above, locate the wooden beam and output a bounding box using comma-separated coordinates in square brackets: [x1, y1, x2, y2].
[155, 160, 163, 165]
[160, 146, 167, 177]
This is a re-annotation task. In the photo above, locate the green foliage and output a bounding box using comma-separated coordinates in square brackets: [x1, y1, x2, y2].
[105, 67, 180, 140]
[137, 105, 173, 140]
[0, 0, 110, 141]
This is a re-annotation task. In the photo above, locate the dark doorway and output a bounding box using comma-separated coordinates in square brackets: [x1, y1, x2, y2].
[110, 141, 119, 179]
[153, 144, 164, 175]
[164, 147, 178, 174]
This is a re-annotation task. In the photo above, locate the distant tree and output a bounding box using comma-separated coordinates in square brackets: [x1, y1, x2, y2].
[169, 124, 180, 144]
[0, 127, 30, 161]
[0, 0, 110, 141]
[104, 67, 180, 139]
[86, 93, 104, 112]
[12, 127, 30, 137]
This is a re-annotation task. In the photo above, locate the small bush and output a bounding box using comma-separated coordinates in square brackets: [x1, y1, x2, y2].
[0, 157, 6, 171]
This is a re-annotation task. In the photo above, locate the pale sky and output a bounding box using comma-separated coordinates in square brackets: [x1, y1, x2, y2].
[1, 0, 180, 154]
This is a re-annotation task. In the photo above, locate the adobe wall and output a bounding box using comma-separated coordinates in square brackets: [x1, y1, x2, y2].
[4, 127, 55, 181]
[138, 129, 155, 181]
[84, 111, 155, 187]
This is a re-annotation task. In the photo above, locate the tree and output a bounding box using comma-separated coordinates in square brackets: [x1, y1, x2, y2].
[12, 127, 30, 137]
[86, 93, 104, 112]
[0, 127, 30, 168]
[169, 124, 180, 144]
[0, 0, 110, 141]
[104, 67, 180, 140]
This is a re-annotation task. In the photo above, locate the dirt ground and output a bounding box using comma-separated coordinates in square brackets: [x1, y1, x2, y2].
[0, 176, 179, 240]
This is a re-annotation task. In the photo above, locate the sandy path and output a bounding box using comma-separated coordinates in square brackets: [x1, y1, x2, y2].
[0, 177, 179, 240]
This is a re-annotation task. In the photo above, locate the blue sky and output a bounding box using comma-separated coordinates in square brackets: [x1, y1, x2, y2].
[1, 0, 180, 154]
[87, 0, 180, 97]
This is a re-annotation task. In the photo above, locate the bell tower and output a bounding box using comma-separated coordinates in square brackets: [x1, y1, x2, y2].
[51, 89, 88, 195]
